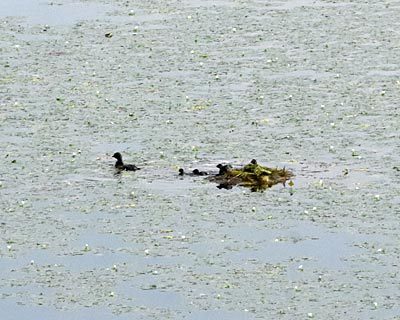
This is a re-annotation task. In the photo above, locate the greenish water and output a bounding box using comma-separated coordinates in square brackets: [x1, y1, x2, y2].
[1, 0, 399, 319]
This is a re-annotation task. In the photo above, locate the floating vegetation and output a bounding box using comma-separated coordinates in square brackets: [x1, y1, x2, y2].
[181, 159, 293, 191]
[210, 159, 293, 191]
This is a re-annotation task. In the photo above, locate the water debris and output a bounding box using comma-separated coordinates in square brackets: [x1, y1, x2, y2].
[180, 159, 293, 191]
[211, 159, 293, 191]
[104, 32, 113, 38]
[142, 284, 157, 290]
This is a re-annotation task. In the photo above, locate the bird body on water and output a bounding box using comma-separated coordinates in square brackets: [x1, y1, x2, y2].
[178, 168, 208, 176]
[112, 152, 140, 171]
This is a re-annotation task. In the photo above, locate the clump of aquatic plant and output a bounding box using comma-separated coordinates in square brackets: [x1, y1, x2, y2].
[210, 159, 293, 191]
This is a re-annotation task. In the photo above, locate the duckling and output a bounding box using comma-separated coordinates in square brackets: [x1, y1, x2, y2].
[192, 169, 208, 176]
[243, 159, 258, 172]
[179, 168, 208, 176]
[216, 163, 232, 176]
[112, 152, 140, 171]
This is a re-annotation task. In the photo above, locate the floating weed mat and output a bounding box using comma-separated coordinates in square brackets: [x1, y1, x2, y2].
[210, 160, 293, 191]
[180, 160, 293, 191]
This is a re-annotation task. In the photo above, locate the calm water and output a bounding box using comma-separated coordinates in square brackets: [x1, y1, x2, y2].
[1, 0, 399, 319]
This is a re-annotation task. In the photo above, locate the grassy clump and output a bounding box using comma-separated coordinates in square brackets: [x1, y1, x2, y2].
[212, 159, 293, 191]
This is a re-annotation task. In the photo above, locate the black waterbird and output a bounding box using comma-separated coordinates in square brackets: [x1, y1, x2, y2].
[112, 152, 140, 171]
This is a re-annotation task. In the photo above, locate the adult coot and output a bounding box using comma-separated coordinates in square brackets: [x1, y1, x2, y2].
[112, 152, 140, 171]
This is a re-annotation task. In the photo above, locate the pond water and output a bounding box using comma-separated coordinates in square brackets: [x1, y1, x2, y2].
[0, 0, 399, 319]
[0, 0, 114, 26]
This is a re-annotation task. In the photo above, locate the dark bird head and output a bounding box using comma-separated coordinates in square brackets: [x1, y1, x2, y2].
[250, 159, 257, 165]
[192, 169, 200, 175]
[112, 152, 122, 161]
[178, 168, 185, 175]
[217, 163, 231, 175]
